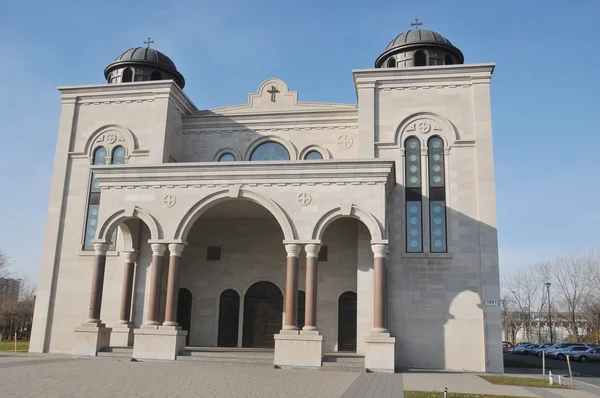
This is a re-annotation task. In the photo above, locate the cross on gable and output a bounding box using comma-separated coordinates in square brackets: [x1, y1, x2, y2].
[267, 86, 280, 102]
[411, 18, 423, 30]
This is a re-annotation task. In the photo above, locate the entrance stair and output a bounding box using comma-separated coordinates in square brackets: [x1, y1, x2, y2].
[97, 347, 133, 359]
[321, 353, 365, 372]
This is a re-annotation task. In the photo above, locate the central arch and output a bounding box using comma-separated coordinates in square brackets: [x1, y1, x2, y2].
[242, 281, 283, 348]
[175, 189, 296, 242]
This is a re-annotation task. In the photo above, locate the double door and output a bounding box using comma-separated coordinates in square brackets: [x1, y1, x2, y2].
[242, 299, 282, 348]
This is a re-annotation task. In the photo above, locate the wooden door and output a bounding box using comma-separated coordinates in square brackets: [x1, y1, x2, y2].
[242, 282, 283, 348]
[177, 288, 193, 346]
[338, 291, 357, 352]
[218, 289, 240, 347]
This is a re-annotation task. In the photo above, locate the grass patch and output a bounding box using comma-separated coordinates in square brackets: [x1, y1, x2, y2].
[405, 392, 531, 398]
[0, 340, 29, 352]
[479, 375, 567, 389]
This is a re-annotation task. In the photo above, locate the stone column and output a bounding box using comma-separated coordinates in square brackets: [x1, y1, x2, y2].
[303, 244, 321, 331]
[87, 243, 109, 323]
[163, 244, 185, 326]
[283, 244, 301, 330]
[372, 243, 388, 333]
[117, 251, 137, 325]
[146, 243, 167, 325]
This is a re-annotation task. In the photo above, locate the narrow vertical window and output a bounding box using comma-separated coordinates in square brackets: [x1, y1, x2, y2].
[112, 146, 125, 165]
[387, 58, 396, 68]
[405, 137, 422, 252]
[414, 50, 427, 66]
[428, 136, 447, 253]
[122, 68, 133, 83]
[83, 147, 106, 250]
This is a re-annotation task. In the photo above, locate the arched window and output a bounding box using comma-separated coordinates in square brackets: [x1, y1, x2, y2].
[122, 68, 133, 83]
[83, 147, 107, 250]
[219, 153, 236, 162]
[414, 50, 427, 67]
[428, 136, 447, 252]
[150, 71, 162, 81]
[404, 137, 422, 253]
[112, 146, 126, 165]
[250, 142, 290, 161]
[304, 150, 323, 160]
[444, 54, 454, 65]
[387, 58, 396, 68]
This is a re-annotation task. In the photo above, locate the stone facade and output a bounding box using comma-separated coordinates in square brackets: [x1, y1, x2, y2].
[30, 51, 501, 372]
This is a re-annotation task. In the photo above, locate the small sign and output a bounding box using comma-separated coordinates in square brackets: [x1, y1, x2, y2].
[485, 299, 499, 306]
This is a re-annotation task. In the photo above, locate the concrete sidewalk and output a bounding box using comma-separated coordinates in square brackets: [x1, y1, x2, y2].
[401, 371, 599, 397]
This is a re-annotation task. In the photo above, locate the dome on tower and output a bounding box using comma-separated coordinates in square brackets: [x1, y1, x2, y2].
[104, 40, 185, 88]
[375, 20, 464, 69]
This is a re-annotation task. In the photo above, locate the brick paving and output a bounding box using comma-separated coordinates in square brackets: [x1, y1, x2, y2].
[0, 354, 360, 397]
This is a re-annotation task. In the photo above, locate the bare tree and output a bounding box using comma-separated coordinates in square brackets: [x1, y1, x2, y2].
[0, 249, 10, 279]
[550, 250, 595, 341]
[504, 267, 542, 342]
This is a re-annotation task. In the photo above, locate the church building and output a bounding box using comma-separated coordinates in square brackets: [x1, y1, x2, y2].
[30, 23, 503, 373]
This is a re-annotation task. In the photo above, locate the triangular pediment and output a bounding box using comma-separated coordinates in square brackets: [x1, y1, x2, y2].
[196, 78, 356, 115]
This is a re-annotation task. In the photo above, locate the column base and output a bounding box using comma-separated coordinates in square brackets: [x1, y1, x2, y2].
[364, 332, 396, 373]
[132, 325, 187, 361]
[274, 329, 323, 368]
[72, 323, 112, 357]
[110, 323, 134, 347]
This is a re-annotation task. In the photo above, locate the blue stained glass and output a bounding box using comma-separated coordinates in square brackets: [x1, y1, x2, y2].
[406, 201, 422, 252]
[112, 146, 126, 164]
[432, 154, 441, 161]
[219, 153, 236, 162]
[430, 200, 447, 253]
[83, 204, 99, 251]
[409, 154, 418, 162]
[407, 139, 418, 149]
[93, 147, 107, 165]
[305, 151, 323, 160]
[250, 142, 290, 161]
[430, 138, 442, 149]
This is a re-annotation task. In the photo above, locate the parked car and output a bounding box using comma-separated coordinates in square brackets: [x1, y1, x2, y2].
[549, 344, 587, 360]
[568, 347, 600, 363]
[560, 345, 591, 360]
[546, 342, 585, 358]
[512, 344, 535, 355]
[523, 344, 540, 355]
[532, 344, 551, 356]
[502, 342, 513, 352]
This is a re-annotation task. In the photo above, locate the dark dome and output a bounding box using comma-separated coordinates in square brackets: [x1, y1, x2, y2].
[104, 47, 185, 88]
[386, 29, 453, 49]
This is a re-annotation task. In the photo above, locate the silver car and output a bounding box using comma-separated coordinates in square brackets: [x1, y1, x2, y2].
[560, 345, 590, 360]
[568, 347, 600, 363]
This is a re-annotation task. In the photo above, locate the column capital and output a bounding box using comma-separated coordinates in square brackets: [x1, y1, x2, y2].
[168, 243, 185, 257]
[371, 243, 388, 258]
[122, 250, 138, 263]
[93, 242, 110, 256]
[285, 243, 302, 258]
[150, 243, 167, 257]
[305, 244, 321, 258]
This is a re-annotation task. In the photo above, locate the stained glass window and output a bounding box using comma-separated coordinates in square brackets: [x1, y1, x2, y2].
[250, 142, 290, 161]
[405, 137, 422, 252]
[219, 153, 236, 162]
[428, 136, 447, 253]
[305, 151, 323, 160]
[112, 146, 125, 165]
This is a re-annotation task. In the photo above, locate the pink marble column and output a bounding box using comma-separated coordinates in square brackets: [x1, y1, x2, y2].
[146, 243, 167, 325]
[303, 244, 321, 331]
[87, 243, 109, 323]
[163, 244, 185, 326]
[283, 244, 301, 330]
[117, 251, 137, 325]
[372, 244, 388, 332]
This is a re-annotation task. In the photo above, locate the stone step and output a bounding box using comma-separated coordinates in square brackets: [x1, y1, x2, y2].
[322, 360, 365, 368]
[178, 350, 273, 360]
[99, 347, 133, 354]
[176, 355, 274, 366]
[97, 351, 132, 359]
[322, 354, 364, 363]
[319, 365, 365, 373]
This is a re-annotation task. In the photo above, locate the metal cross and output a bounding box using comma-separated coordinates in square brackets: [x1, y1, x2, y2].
[267, 86, 280, 102]
[411, 18, 423, 30]
[144, 36, 154, 48]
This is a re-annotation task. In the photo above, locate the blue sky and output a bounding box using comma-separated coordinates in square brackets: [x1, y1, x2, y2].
[1, 0, 598, 284]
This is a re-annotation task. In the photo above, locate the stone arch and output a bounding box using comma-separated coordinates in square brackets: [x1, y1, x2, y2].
[174, 188, 296, 241]
[311, 204, 384, 241]
[299, 144, 331, 160]
[214, 147, 242, 162]
[96, 206, 162, 243]
[242, 278, 285, 297]
[395, 112, 459, 147]
[244, 135, 298, 161]
[83, 124, 138, 160]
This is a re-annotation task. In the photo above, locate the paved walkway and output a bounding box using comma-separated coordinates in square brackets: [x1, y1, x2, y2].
[1, 353, 599, 397]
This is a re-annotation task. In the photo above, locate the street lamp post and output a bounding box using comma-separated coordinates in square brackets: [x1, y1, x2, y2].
[545, 282, 553, 344]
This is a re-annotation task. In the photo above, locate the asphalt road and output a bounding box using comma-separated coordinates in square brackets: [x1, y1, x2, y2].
[505, 352, 600, 391]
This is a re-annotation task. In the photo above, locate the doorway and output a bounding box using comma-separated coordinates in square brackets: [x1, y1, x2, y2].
[177, 288, 193, 345]
[242, 281, 283, 348]
[338, 291, 357, 352]
[218, 289, 240, 347]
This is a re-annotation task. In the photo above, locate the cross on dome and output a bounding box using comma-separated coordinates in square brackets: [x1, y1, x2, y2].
[410, 18, 423, 30]
[143, 36, 154, 48]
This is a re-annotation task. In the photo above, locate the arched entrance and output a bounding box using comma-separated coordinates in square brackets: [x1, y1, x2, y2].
[177, 288, 193, 345]
[338, 291, 357, 352]
[242, 281, 283, 348]
[218, 289, 240, 347]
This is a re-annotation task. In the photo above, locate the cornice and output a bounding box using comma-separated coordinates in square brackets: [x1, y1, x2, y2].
[352, 63, 495, 95]
[92, 159, 396, 190]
